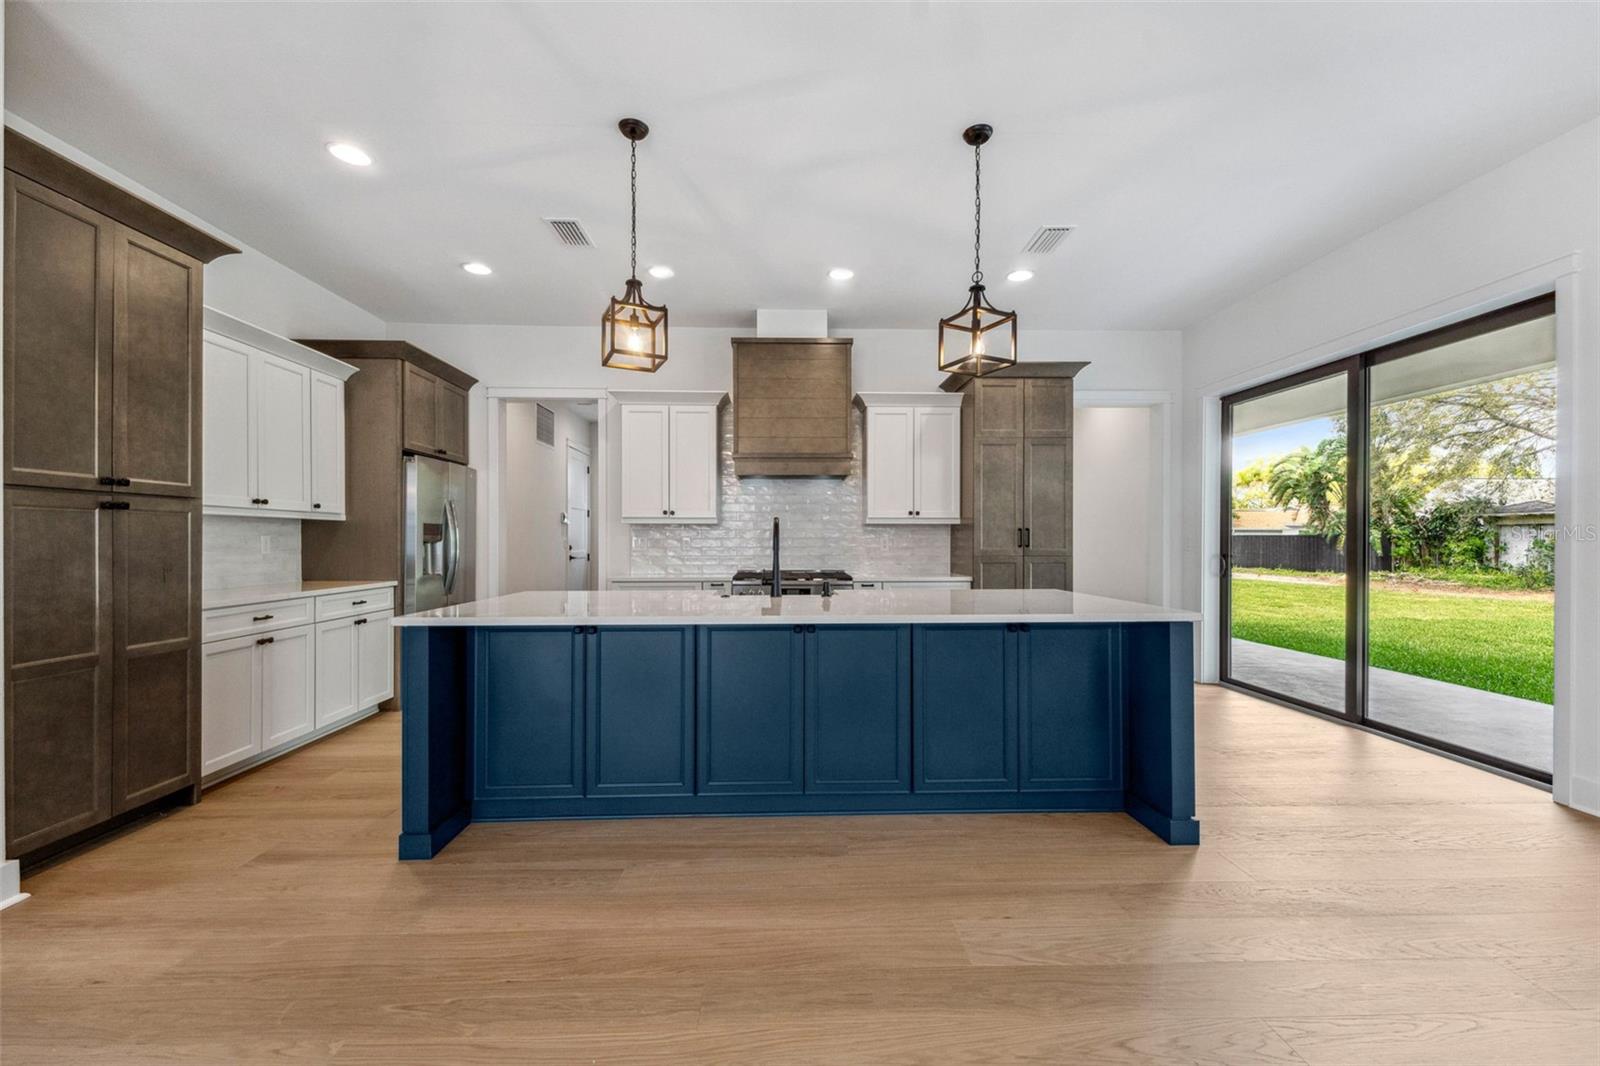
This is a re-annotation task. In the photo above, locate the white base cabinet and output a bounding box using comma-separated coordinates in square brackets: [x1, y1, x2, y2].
[200, 589, 394, 782]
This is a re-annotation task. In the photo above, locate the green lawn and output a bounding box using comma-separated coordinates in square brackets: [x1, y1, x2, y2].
[1231, 577, 1554, 703]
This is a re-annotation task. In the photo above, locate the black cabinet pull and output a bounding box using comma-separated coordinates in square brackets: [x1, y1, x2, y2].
[354, 618, 368, 626]
[669, 510, 675, 515]
[1024, 527, 1031, 547]
[116, 477, 131, 487]
[256, 636, 274, 645]
[437, 448, 447, 455]
[806, 625, 817, 634]
[98, 476, 116, 486]
[1016, 527, 1023, 547]
[260, 498, 270, 506]
[793, 625, 804, 633]
[312, 503, 322, 510]
[98, 500, 130, 510]
[352, 600, 367, 606]
[251, 614, 274, 622]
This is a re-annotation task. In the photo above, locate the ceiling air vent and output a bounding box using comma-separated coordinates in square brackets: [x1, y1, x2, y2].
[1021, 225, 1074, 255]
[544, 217, 593, 247]
[535, 403, 556, 447]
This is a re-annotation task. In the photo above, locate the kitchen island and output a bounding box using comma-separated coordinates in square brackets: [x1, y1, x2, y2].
[392, 588, 1199, 858]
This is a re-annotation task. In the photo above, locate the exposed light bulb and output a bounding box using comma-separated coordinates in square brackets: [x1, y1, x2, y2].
[970, 332, 987, 358]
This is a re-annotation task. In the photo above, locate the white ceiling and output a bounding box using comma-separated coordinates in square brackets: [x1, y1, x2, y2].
[7, 2, 1596, 330]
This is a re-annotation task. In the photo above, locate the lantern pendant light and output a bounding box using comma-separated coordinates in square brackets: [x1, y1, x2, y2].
[938, 123, 1017, 377]
[601, 118, 668, 372]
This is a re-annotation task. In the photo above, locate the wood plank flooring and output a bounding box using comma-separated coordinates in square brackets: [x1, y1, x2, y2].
[2, 685, 1596, 1064]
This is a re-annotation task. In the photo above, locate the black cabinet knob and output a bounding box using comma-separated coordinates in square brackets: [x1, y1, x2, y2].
[256, 636, 275, 645]
[116, 477, 131, 487]
[437, 448, 447, 455]
[313, 503, 322, 510]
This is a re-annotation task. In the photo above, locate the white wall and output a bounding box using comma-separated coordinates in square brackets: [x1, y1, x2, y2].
[388, 321, 1182, 593]
[1074, 406, 1157, 603]
[501, 400, 596, 593]
[1179, 118, 1600, 812]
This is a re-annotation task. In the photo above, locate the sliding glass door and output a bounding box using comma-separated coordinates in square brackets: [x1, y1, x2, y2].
[1221, 295, 1556, 781]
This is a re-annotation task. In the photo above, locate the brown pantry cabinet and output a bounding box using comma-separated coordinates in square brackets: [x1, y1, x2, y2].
[946, 362, 1086, 590]
[3, 129, 236, 862]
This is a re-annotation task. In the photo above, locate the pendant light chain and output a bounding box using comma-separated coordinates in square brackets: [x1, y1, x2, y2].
[629, 138, 639, 281]
[972, 140, 983, 286]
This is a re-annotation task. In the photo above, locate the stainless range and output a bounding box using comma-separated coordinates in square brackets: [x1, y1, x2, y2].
[730, 569, 854, 596]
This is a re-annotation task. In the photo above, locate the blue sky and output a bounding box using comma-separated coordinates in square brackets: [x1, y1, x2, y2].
[1232, 417, 1338, 468]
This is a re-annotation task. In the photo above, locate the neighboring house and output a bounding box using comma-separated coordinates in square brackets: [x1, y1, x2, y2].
[1489, 500, 1556, 566]
[1232, 507, 1309, 535]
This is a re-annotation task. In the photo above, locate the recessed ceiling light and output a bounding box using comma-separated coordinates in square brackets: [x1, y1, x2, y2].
[461, 261, 493, 276]
[648, 265, 675, 279]
[1006, 269, 1034, 282]
[828, 268, 855, 281]
[326, 142, 373, 167]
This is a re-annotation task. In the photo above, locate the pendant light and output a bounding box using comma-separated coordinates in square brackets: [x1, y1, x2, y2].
[601, 118, 668, 372]
[938, 123, 1017, 377]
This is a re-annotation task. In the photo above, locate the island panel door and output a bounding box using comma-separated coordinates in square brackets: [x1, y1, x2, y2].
[805, 624, 911, 793]
[913, 624, 1018, 792]
[1018, 624, 1122, 791]
[697, 626, 803, 794]
[476, 628, 584, 799]
[586, 626, 695, 795]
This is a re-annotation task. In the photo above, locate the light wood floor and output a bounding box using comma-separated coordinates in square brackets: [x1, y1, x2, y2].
[3, 686, 1597, 1064]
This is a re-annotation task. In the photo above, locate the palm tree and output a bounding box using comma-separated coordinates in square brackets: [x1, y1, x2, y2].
[1267, 437, 1346, 543]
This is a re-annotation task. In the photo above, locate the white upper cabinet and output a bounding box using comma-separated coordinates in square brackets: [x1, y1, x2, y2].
[252, 352, 313, 514]
[309, 373, 346, 517]
[857, 393, 963, 524]
[614, 391, 728, 524]
[201, 309, 355, 520]
[203, 337, 254, 510]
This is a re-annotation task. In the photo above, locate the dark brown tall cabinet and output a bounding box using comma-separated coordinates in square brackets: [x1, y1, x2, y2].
[946, 362, 1087, 590]
[3, 130, 237, 860]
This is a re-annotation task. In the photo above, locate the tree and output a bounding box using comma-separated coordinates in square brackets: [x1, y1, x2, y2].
[1267, 437, 1346, 543]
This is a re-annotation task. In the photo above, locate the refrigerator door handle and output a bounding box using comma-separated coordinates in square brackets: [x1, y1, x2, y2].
[443, 498, 460, 595]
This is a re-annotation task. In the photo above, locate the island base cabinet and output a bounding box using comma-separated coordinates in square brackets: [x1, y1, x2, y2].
[805, 625, 911, 793]
[586, 627, 694, 796]
[399, 620, 1198, 859]
[697, 627, 804, 795]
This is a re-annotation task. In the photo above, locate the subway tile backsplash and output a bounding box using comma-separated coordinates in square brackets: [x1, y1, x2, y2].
[203, 515, 302, 590]
[629, 409, 951, 577]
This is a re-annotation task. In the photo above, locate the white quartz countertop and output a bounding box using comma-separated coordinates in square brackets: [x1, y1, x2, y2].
[393, 588, 1197, 628]
[203, 579, 398, 611]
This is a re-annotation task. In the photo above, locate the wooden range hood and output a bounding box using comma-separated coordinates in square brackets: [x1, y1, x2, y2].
[730, 337, 854, 477]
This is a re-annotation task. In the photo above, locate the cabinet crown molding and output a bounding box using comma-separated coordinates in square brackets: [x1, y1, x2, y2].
[854, 392, 965, 409]
[204, 309, 358, 381]
[609, 390, 729, 407]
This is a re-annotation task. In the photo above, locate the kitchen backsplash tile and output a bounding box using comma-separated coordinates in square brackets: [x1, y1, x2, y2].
[203, 515, 302, 590]
[630, 409, 951, 577]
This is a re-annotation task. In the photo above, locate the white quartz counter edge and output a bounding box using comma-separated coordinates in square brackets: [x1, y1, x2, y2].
[394, 589, 1198, 628]
[203, 580, 399, 611]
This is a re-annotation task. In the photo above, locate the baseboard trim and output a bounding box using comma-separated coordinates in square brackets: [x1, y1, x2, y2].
[0, 859, 26, 910]
[1565, 774, 1600, 816]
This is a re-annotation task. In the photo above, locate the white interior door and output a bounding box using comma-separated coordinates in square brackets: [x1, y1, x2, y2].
[565, 442, 592, 591]
[914, 406, 961, 520]
[252, 351, 313, 513]
[261, 624, 315, 748]
[202, 338, 254, 509]
[667, 405, 719, 520]
[619, 404, 669, 519]
[866, 406, 915, 520]
[309, 372, 345, 517]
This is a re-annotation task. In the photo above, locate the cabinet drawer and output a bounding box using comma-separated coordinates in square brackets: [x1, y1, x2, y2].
[316, 586, 394, 621]
[203, 596, 313, 642]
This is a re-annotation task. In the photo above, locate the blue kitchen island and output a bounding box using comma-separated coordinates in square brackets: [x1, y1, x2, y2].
[391, 588, 1200, 858]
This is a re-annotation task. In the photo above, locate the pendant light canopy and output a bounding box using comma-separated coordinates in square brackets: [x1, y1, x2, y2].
[601, 118, 668, 372]
[938, 123, 1017, 378]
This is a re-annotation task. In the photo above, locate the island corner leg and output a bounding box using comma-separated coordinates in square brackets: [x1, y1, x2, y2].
[1123, 621, 1200, 845]
[398, 627, 475, 860]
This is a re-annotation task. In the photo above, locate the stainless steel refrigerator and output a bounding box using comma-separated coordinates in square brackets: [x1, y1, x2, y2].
[404, 455, 476, 614]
